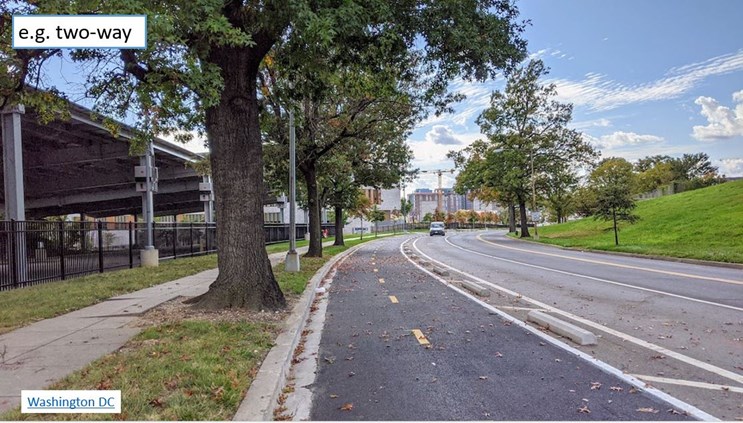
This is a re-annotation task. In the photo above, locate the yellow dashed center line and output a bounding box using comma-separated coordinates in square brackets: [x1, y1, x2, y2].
[378, 278, 385, 284]
[389, 295, 398, 304]
[411, 329, 430, 345]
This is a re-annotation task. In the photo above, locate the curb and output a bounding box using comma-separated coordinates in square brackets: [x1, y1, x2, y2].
[503, 233, 743, 270]
[232, 243, 366, 421]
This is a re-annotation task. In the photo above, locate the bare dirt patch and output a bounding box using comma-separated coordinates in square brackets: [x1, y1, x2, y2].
[133, 295, 300, 328]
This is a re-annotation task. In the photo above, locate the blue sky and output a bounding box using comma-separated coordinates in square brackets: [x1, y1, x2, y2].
[409, 0, 743, 191]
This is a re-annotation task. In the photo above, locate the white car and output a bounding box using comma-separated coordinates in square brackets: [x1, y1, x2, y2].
[429, 221, 445, 236]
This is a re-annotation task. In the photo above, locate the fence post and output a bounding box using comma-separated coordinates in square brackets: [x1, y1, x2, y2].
[97, 221, 104, 273]
[190, 223, 194, 257]
[205, 224, 209, 252]
[128, 221, 133, 269]
[58, 221, 66, 280]
[173, 222, 178, 259]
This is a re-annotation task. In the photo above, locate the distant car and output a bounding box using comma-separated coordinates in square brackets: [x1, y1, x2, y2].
[429, 221, 445, 236]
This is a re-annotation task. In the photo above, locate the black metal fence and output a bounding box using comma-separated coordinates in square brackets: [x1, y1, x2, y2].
[0, 221, 218, 291]
[0, 221, 346, 291]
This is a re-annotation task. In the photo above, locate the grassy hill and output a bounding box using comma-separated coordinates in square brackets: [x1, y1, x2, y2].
[535, 179, 743, 263]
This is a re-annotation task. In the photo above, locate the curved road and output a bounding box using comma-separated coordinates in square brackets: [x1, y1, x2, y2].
[412, 230, 743, 420]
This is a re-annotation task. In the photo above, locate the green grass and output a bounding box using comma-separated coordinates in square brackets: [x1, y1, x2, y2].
[0, 254, 218, 335]
[1, 320, 279, 421]
[0, 234, 392, 421]
[535, 180, 743, 263]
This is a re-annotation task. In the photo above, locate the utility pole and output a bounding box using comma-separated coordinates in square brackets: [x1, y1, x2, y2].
[285, 110, 300, 272]
[420, 169, 455, 215]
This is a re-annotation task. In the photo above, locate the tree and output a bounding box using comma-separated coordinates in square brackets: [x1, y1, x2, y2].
[2, 1, 526, 311]
[590, 158, 639, 246]
[368, 206, 386, 237]
[544, 163, 579, 223]
[349, 190, 372, 241]
[422, 213, 433, 223]
[450, 60, 597, 238]
[400, 198, 413, 228]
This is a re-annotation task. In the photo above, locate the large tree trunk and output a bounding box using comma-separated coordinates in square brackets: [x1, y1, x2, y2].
[334, 205, 345, 246]
[508, 203, 516, 232]
[518, 201, 531, 238]
[188, 46, 285, 310]
[301, 163, 323, 257]
[612, 208, 619, 246]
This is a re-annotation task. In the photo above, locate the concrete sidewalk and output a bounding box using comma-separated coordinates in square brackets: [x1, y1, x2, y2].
[0, 244, 317, 413]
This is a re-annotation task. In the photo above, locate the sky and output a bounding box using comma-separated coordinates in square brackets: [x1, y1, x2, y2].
[408, 0, 743, 192]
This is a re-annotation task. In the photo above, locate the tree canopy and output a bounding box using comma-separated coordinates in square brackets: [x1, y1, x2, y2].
[2, 0, 527, 310]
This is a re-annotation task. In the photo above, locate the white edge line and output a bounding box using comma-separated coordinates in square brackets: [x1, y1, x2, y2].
[402, 237, 720, 422]
[631, 375, 743, 394]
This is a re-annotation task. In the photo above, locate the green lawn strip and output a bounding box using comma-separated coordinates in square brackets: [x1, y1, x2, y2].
[0, 254, 218, 335]
[0, 235, 391, 421]
[529, 180, 743, 263]
[1, 320, 279, 421]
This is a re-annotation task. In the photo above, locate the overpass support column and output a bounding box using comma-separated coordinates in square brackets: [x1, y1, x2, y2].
[1, 105, 28, 284]
[201, 175, 214, 223]
[139, 142, 158, 267]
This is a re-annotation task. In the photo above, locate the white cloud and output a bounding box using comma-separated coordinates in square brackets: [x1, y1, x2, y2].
[718, 158, 743, 176]
[691, 90, 743, 141]
[549, 50, 743, 111]
[571, 118, 612, 130]
[425, 125, 464, 145]
[584, 131, 664, 149]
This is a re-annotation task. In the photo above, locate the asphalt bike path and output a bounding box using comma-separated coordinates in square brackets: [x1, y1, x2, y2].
[309, 235, 693, 420]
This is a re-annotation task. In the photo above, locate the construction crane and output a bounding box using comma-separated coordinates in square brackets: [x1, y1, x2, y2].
[420, 169, 455, 213]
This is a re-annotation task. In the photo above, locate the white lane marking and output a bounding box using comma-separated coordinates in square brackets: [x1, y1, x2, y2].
[447, 235, 743, 313]
[632, 375, 743, 393]
[498, 306, 547, 311]
[416, 237, 743, 386]
[399, 238, 719, 422]
[477, 233, 743, 285]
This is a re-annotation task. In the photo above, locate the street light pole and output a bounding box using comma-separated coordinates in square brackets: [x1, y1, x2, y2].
[285, 110, 300, 272]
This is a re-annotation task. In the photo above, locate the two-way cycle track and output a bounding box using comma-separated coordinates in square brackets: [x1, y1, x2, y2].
[282, 234, 716, 420]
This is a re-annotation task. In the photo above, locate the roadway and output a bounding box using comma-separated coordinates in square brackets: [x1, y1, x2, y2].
[302, 234, 720, 420]
[410, 230, 743, 420]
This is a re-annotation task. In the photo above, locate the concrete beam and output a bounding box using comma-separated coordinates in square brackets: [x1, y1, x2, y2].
[26, 179, 201, 209]
[527, 310, 598, 346]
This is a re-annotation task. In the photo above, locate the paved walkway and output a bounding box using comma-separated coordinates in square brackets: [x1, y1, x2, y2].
[0, 243, 324, 413]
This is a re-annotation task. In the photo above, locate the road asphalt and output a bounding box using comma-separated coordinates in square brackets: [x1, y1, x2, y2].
[308, 234, 698, 420]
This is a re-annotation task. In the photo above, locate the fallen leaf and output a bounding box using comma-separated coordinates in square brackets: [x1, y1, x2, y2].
[340, 403, 353, 411]
[348, 372, 356, 377]
[212, 386, 225, 400]
[637, 407, 659, 414]
[610, 386, 623, 392]
[629, 387, 638, 394]
[329, 394, 338, 399]
[96, 379, 113, 390]
[590, 382, 601, 390]
[651, 354, 666, 360]
[149, 397, 164, 408]
[555, 358, 562, 362]
[495, 352, 503, 358]
[577, 405, 590, 414]
[479, 376, 488, 380]
[324, 356, 336, 364]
